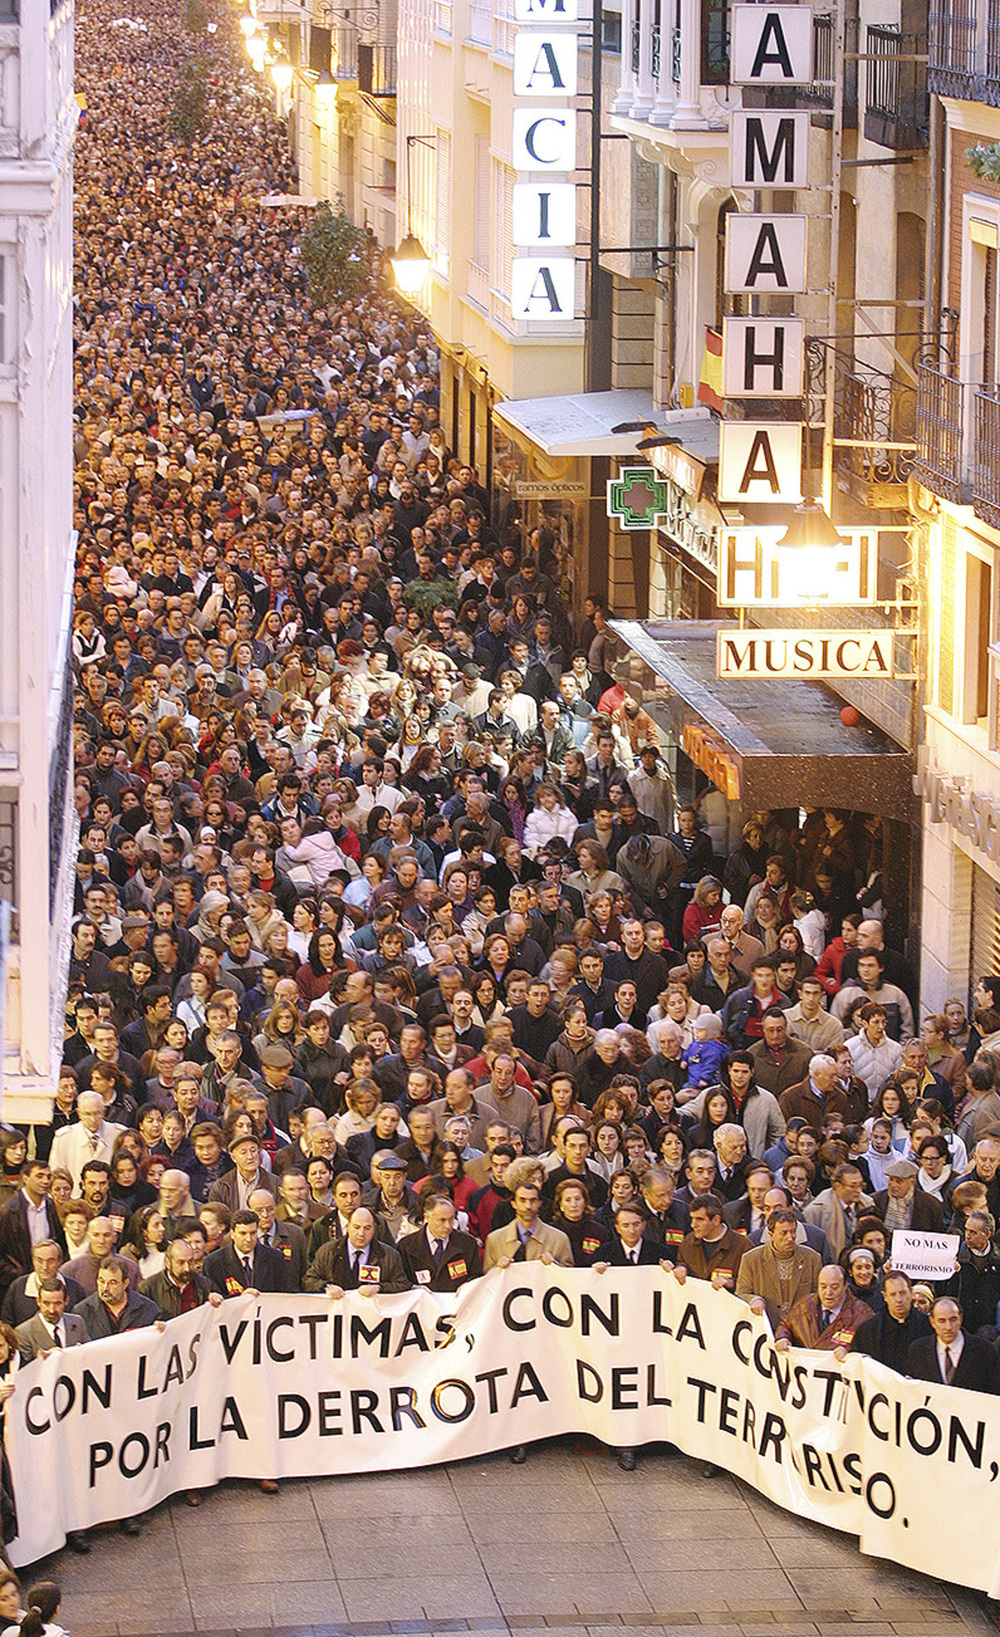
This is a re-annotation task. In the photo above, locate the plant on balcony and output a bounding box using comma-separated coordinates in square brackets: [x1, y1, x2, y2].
[171, 53, 209, 141]
[968, 142, 1000, 181]
[299, 198, 370, 307]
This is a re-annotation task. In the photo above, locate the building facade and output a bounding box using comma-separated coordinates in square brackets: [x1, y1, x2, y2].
[0, 0, 78, 1120]
[912, 8, 1000, 1005]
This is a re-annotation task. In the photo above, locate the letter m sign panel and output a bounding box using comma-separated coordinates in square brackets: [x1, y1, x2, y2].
[730, 112, 809, 188]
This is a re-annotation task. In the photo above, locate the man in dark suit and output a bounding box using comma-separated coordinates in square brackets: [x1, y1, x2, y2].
[872, 1159, 945, 1232]
[1, 1239, 83, 1327]
[592, 1202, 671, 1472]
[399, 1195, 482, 1290]
[851, 1270, 932, 1373]
[307, 1207, 409, 1294]
[906, 1295, 1000, 1393]
[250, 1187, 307, 1291]
[204, 1209, 288, 1296]
[0, 1160, 65, 1292]
[592, 1202, 667, 1269]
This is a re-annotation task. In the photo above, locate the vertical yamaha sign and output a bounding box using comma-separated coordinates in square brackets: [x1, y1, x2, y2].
[510, 0, 578, 321]
[718, 6, 811, 504]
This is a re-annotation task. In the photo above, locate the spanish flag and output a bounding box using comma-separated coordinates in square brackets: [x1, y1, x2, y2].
[698, 326, 724, 413]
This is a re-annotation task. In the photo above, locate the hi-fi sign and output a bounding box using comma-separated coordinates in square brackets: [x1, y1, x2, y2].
[717, 527, 881, 606]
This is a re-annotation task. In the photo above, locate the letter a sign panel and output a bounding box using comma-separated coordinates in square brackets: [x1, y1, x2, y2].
[730, 5, 813, 83]
[718, 422, 803, 503]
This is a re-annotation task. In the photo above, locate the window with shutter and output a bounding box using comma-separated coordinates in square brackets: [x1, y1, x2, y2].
[434, 132, 451, 272]
[492, 159, 513, 296]
[939, 514, 956, 715]
[472, 137, 490, 271]
[971, 864, 1000, 1007]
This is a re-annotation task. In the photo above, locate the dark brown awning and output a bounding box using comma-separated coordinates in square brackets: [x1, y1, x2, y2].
[611, 619, 916, 820]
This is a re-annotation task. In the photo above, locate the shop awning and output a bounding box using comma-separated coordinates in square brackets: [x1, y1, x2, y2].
[611, 619, 916, 820]
[492, 391, 720, 460]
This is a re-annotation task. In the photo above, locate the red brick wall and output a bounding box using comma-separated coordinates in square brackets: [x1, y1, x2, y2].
[948, 128, 1000, 313]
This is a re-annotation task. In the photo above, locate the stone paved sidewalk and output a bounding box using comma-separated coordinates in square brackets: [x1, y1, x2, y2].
[23, 1440, 997, 1637]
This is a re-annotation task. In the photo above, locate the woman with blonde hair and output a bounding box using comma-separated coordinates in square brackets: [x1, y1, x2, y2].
[523, 783, 578, 856]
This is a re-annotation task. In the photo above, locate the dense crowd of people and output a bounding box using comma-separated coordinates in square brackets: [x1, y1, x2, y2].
[5, 0, 1000, 1560]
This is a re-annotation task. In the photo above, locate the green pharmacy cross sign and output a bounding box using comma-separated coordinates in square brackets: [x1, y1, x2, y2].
[607, 465, 670, 531]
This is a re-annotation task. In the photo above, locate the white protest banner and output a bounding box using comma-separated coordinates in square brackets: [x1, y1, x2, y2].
[7, 1267, 1000, 1595]
[890, 1231, 961, 1281]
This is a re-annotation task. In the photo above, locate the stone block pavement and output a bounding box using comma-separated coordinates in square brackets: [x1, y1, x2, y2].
[24, 1440, 998, 1637]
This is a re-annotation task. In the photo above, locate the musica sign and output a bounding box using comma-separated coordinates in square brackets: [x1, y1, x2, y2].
[717, 628, 895, 680]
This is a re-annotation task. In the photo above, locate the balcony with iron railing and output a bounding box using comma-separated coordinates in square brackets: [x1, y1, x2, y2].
[804, 339, 918, 507]
[865, 25, 929, 146]
[913, 359, 1000, 529]
[929, 0, 1000, 103]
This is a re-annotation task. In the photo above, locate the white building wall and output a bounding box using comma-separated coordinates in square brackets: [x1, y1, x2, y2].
[0, 0, 78, 1121]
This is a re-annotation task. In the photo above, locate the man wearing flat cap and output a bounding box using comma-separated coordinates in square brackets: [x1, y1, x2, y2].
[872, 1157, 945, 1233]
[207, 1133, 278, 1212]
[257, 1042, 310, 1131]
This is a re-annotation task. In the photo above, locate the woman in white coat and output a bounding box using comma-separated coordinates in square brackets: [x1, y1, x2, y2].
[522, 783, 578, 857]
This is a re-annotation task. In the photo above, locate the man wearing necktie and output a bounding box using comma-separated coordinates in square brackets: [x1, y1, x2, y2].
[591, 1204, 675, 1472]
[400, 1194, 483, 1290]
[317, 1208, 409, 1298]
[204, 1210, 287, 1300]
[906, 1296, 1000, 1394]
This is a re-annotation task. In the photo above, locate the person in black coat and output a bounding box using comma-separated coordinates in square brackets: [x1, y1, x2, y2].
[308, 1208, 410, 1293]
[1, 1240, 84, 1327]
[204, 1210, 289, 1296]
[905, 1296, 1000, 1393]
[851, 1271, 932, 1373]
[872, 1174, 945, 1232]
[0, 1164, 66, 1292]
[399, 1196, 482, 1290]
[590, 1200, 668, 1471]
[946, 1212, 1000, 1335]
[550, 1176, 611, 1267]
[139, 1238, 218, 1318]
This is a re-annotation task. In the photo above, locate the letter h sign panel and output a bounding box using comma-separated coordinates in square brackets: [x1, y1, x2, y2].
[722, 318, 804, 397]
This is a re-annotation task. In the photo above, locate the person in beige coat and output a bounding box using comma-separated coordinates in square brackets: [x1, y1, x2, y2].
[735, 1209, 821, 1330]
[483, 1180, 573, 1269]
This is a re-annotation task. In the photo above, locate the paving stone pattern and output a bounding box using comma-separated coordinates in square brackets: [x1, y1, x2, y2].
[32, 1440, 998, 1637]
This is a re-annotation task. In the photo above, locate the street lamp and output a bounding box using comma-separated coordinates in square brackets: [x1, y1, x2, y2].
[776, 498, 845, 551]
[239, 11, 257, 36]
[391, 133, 435, 297]
[270, 57, 294, 92]
[312, 66, 337, 106]
[246, 28, 268, 69]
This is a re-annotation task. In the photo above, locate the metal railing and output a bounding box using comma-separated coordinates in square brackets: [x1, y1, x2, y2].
[928, 0, 1000, 101]
[806, 339, 917, 504]
[865, 26, 929, 147]
[914, 360, 965, 503]
[973, 384, 1000, 529]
